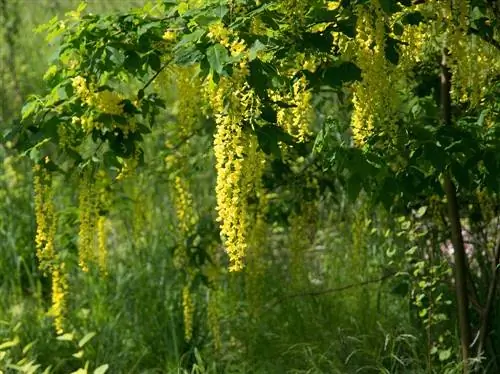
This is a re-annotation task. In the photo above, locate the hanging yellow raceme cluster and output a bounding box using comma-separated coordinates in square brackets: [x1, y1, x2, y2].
[33, 162, 56, 274]
[33, 161, 68, 334]
[182, 285, 194, 341]
[210, 79, 260, 271]
[96, 175, 109, 277]
[96, 215, 107, 276]
[206, 23, 263, 271]
[397, 0, 499, 107]
[172, 174, 197, 273]
[165, 64, 206, 341]
[174, 66, 203, 137]
[50, 261, 68, 335]
[446, 0, 500, 105]
[78, 169, 111, 275]
[71, 75, 137, 135]
[174, 176, 196, 237]
[351, 0, 398, 147]
[271, 76, 314, 143]
[71, 75, 123, 115]
[212, 91, 251, 271]
[78, 170, 96, 272]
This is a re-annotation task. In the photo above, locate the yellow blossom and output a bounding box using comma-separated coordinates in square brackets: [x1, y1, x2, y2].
[162, 30, 176, 41]
[326, 1, 340, 11]
[51, 261, 68, 335]
[182, 286, 194, 341]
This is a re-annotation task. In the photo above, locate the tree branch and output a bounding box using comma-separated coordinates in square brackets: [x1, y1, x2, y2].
[265, 271, 397, 310]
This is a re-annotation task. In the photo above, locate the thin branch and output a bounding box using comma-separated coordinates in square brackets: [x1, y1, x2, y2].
[265, 271, 397, 310]
[139, 58, 173, 97]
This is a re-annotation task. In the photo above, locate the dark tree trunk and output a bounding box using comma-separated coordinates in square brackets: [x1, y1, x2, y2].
[440, 46, 472, 372]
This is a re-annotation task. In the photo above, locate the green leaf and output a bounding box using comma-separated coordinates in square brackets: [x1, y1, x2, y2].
[94, 364, 109, 374]
[379, 0, 401, 14]
[147, 53, 162, 72]
[347, 174, 363, 202]
[137, 89, 144, 100]
[322, 62, 362, 88]
[206, 44, 229, 75]
[21, 100, 39, 120]
[177, 29, 205, 45]
[56, 332, 74, 341]
[260, 105, 277, 123]
[438, 348, 452, 361]
[124, 51, 142, 73]
[385, 36, 402, 65]
[255, 125, 294, 157]
[414, 206, 427, 218]
[249, 40, 266, 61]
[0, 336, 20, 350]
[78, 332, 96, 348]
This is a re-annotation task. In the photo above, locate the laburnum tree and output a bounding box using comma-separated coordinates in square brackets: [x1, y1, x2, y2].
[6, 0, 500, 372]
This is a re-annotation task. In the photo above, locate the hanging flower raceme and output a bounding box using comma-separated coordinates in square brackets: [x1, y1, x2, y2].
[182, 285, 194, 341]
[96, 173, 110, 277]
[33, 160, 68, 334]
[271, 76, 314, 143]
[50, 261, 68, 335]
[446, 0, 500, 105]
[204, 21, 265, 271]
[33, 160, 57, 274]
[78, 169, 97, 272]
[351, 0, 398, 147]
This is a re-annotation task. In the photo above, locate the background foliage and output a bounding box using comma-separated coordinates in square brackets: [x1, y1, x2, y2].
[1, 0, 500, 373]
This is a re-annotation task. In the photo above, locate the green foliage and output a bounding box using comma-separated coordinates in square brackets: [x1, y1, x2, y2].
[1, 0, 500, 373]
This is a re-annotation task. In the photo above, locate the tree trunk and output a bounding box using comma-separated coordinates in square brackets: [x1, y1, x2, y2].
[440, 46, 472, 372]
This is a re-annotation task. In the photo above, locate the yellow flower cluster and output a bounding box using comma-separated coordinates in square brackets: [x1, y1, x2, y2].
[71, 75, 137, 134]
[326, 1, 340, 11]
[207, 21, 232, 48]
[33, 162, 70, 334]
[279, 0, 309, 31]
[162, 30, 176, 42]
[175, 66, 203, 137]
[78, 170, 112, 275]
[447, 0, 500, 105]
[182, 285, 194, 341]
[78, 170, 96, 272]
[271, 76, 314, 142]
[33, 163, 56, 274]
[174, 176, 196, 236]
[351, 1, 398, 147]
[51, 262, 68, 335]
[207, 61, 262, 271]
[172, 174, 198, 271]
[97, 215, 107, 277]
[395, 0, 499, 108]
[207, 21, 249, 61]
[71, 75, 123, 115]
[116, 150, 141, 181]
